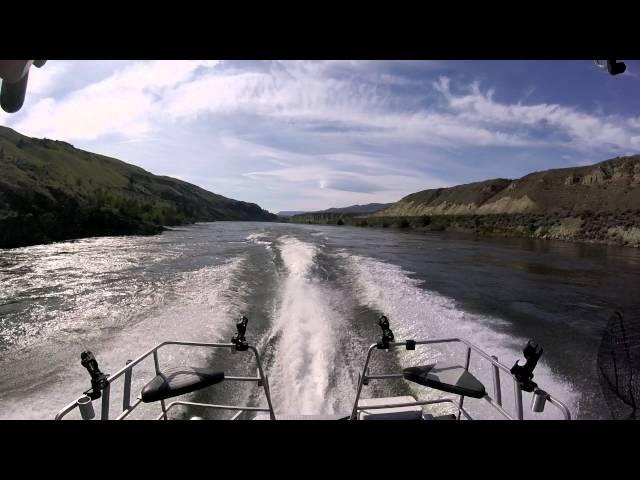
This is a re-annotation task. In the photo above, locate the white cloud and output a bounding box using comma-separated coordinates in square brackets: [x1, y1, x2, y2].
[10, 61, 640, 154]
[161, 66, 640, 153]
[245, 163, 444, 198]
[158, 66, 535, 150]
[11, 60, 219, 141]
[243, 162, 441, 211]
[435, 76, 640, 151]
[628, 117, 640, 129]
[26, 61, 72, 97]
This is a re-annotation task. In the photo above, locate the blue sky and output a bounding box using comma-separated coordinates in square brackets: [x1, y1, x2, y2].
[2, 60, 640, 213]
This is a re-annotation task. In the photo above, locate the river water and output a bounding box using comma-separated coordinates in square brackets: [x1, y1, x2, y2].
[2, 222, 639, 420]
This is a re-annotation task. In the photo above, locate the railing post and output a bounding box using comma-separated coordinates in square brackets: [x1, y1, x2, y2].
[123, 360, 133, 411]
[351, 345, 377, 420]
[457, 347, 472, 420]
[101, 383, 110, 420]
[249, 346, 276, 420]
[514, 381, 524, 420]
[153, 350, 167, 420]
[491, 355, 502, 407]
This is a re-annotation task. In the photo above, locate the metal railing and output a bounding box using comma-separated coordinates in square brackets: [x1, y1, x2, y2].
[55, 336, 571, 421]
[55, 341, 276, 420]
[350, 338, 571, 420]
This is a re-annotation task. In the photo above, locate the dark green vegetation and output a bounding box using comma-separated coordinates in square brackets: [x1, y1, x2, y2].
[292, 155, 640, 248]
[0, 127, 275, 248]
[293, 211, 640, 246]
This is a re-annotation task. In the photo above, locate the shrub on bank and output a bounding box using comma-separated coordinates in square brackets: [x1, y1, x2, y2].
[290, 211, 640, 248]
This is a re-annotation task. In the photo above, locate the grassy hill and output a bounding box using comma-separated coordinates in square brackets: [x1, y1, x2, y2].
[0, 126, 276, 248]
[378, 156, 640, 217]
[292, 155, 640, 247]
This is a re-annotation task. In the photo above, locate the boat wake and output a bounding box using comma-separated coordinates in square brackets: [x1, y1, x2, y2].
[340, 251, 580, 419]
[262, 236, 358, 415]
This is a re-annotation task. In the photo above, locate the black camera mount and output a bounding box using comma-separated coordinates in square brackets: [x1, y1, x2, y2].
[231, 316, 249, 351]
[377, 315, 395, 349]
[510, 341, 543, 392]
[80, 350, 109, 400]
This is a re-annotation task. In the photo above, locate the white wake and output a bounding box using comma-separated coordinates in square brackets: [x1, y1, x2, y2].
[340, 252, 581, 420]
[266, 236, 355, 415]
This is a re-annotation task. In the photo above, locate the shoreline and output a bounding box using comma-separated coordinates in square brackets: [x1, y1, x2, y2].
[0, 219, 277, 250]
[288, 212, 640, 249]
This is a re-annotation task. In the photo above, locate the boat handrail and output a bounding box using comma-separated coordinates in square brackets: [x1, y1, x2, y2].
[54, 340, 276, 420]
[349, 337, 572, 420]
[55, 337, 572, 421]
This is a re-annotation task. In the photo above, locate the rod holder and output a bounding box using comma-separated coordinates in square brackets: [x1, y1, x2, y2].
[77, 395, 95, 420]
[231, 316, 249, 351]
[531, 388, 548, 413]
[377, 315, 394, 350]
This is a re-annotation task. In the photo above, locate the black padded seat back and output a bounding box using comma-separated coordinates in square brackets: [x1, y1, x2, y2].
[403, 362, 486, 399]
[141, 366, 224, 403]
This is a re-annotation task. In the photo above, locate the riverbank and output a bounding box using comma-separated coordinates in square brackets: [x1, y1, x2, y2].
[290, 211, 640, 248]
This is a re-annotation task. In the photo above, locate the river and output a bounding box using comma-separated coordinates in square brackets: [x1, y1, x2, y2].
[2, 222, 639, 419]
